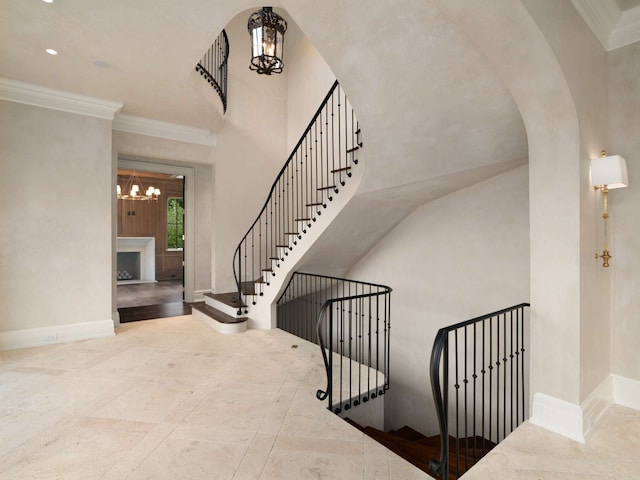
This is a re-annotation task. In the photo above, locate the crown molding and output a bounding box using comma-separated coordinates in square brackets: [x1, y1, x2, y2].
[572, 0, 640, 51]
[0, 78, 123, 119]
[113, 113, 217, 146]
[611, 6, 640, 49]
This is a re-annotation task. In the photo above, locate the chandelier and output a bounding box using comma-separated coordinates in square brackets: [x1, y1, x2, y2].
[117, 171, 161, 201]
[248, 7, 287, 75]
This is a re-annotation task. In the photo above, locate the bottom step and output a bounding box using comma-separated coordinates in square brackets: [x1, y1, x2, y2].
[191, 302, 248, 334]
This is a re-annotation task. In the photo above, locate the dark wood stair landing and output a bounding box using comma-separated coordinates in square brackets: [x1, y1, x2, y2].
[118, 302, 192, 323]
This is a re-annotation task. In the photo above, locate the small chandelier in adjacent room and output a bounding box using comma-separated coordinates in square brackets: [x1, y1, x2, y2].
[117, 171, 161, 201]
[248, 6, 287, 75]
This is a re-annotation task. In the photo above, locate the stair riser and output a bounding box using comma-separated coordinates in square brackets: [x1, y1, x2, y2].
[192, 308, 247, 335]
[204, 296, 245, 317]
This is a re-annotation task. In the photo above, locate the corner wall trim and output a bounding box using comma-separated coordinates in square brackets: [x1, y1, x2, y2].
[0, 320, 115, 351]
[530, 392, 586, 443]
[581, 376, 615, 440]
[0, 78, 123, 119]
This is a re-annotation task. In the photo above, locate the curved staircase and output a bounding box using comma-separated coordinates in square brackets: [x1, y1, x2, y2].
[194, 80, 364, 332]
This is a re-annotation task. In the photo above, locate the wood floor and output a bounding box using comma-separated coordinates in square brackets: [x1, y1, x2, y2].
[118, 302, 192, 323]
[117, 280, 191, 323]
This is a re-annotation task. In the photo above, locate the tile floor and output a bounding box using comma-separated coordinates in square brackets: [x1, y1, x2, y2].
[460, 405, 640, 479]
[1, 315, 638, 480]
[0, 316, 429, 480]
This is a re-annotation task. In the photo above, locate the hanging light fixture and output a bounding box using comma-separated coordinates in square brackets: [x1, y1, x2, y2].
[117, 171, 161, 201]
[248, 7, 287, 75]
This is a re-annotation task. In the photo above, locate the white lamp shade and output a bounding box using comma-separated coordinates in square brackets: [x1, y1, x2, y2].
[590, 154, 629, 189]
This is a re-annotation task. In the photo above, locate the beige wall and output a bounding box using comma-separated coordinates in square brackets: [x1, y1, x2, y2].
[0, 101, 113, 334]
[522, 0, 612, 405]
[285, 16, 336, 153]
[347, 166, 530, 434]
[609, 41, 640, 381]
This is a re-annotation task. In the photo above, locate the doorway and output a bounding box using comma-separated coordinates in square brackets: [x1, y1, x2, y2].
[115, 160, 195, 322]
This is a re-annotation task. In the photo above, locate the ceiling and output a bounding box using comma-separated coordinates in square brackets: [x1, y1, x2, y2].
[1, 0, 638, 134]
[0, 0, 261, 131]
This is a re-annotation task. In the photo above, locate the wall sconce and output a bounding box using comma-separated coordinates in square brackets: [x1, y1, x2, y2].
[248, 7, 287, 75]
[590, 151, 629, 267]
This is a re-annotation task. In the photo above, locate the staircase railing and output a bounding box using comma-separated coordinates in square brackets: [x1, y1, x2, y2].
[195, 30, 229, 113]
[277, 272, 391, 413]
[429, 303, 530, 479]
[233, 81, 361, 312]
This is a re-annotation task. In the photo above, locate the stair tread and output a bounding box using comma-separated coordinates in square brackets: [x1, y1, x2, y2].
[332, 166, 351, 173]
[295, 217, 311, 221]
[306, 202, 323, 206]
[317, 185, 336, 190]
[191, 302, 247, 324]
[347, 421, 494, 479]
[346, 145, 360, 153]
[204, 292, 246, 308]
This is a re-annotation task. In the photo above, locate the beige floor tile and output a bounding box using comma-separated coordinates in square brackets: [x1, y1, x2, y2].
[0, 417, 153, 480]
[231, 433, 277, 480]
[260, 435, 363, 480]
[173, 387, 278, 445]
[0, 408, 68, 458]
[461, 406, 640, 479]
[126, 437, 248, 480]
[90, 378, 197, 423]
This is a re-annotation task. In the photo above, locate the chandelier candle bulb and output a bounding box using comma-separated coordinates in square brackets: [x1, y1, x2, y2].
[117, 171, 161, 202]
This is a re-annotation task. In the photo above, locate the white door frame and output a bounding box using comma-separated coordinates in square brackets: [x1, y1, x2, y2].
[116, 158, 196, 303]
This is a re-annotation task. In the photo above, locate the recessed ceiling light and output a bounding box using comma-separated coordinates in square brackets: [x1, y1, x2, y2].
[46, 48, 58, 55]
[42, 0, 54, 3]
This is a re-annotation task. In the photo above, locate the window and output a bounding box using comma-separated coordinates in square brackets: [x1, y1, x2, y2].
[167, 197, 184, 250]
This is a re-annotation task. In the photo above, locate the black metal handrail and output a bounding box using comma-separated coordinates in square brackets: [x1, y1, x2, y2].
[232, 81, 361, 313]
[277, 272, 391, 413]
[429, 303, 530, 479]
[196, 30, 229, 113]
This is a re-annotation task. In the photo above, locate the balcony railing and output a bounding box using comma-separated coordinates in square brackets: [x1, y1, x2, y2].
[429, 303, 530, 479]
[277, 272, 391, 413]
[195, 30, 229, 113]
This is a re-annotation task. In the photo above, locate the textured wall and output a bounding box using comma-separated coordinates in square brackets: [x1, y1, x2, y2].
[347, 166, 530, 434]
[0, 101, 113, 333]
[609, 42, 640, 381]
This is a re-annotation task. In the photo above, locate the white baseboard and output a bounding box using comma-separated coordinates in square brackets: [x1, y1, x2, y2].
[530, 392, 586, 443]
[531, 374, 640, 443]
[581, 376, 614, 440]
[612, 374, 640, 410]
[0, 319, 115, 351]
